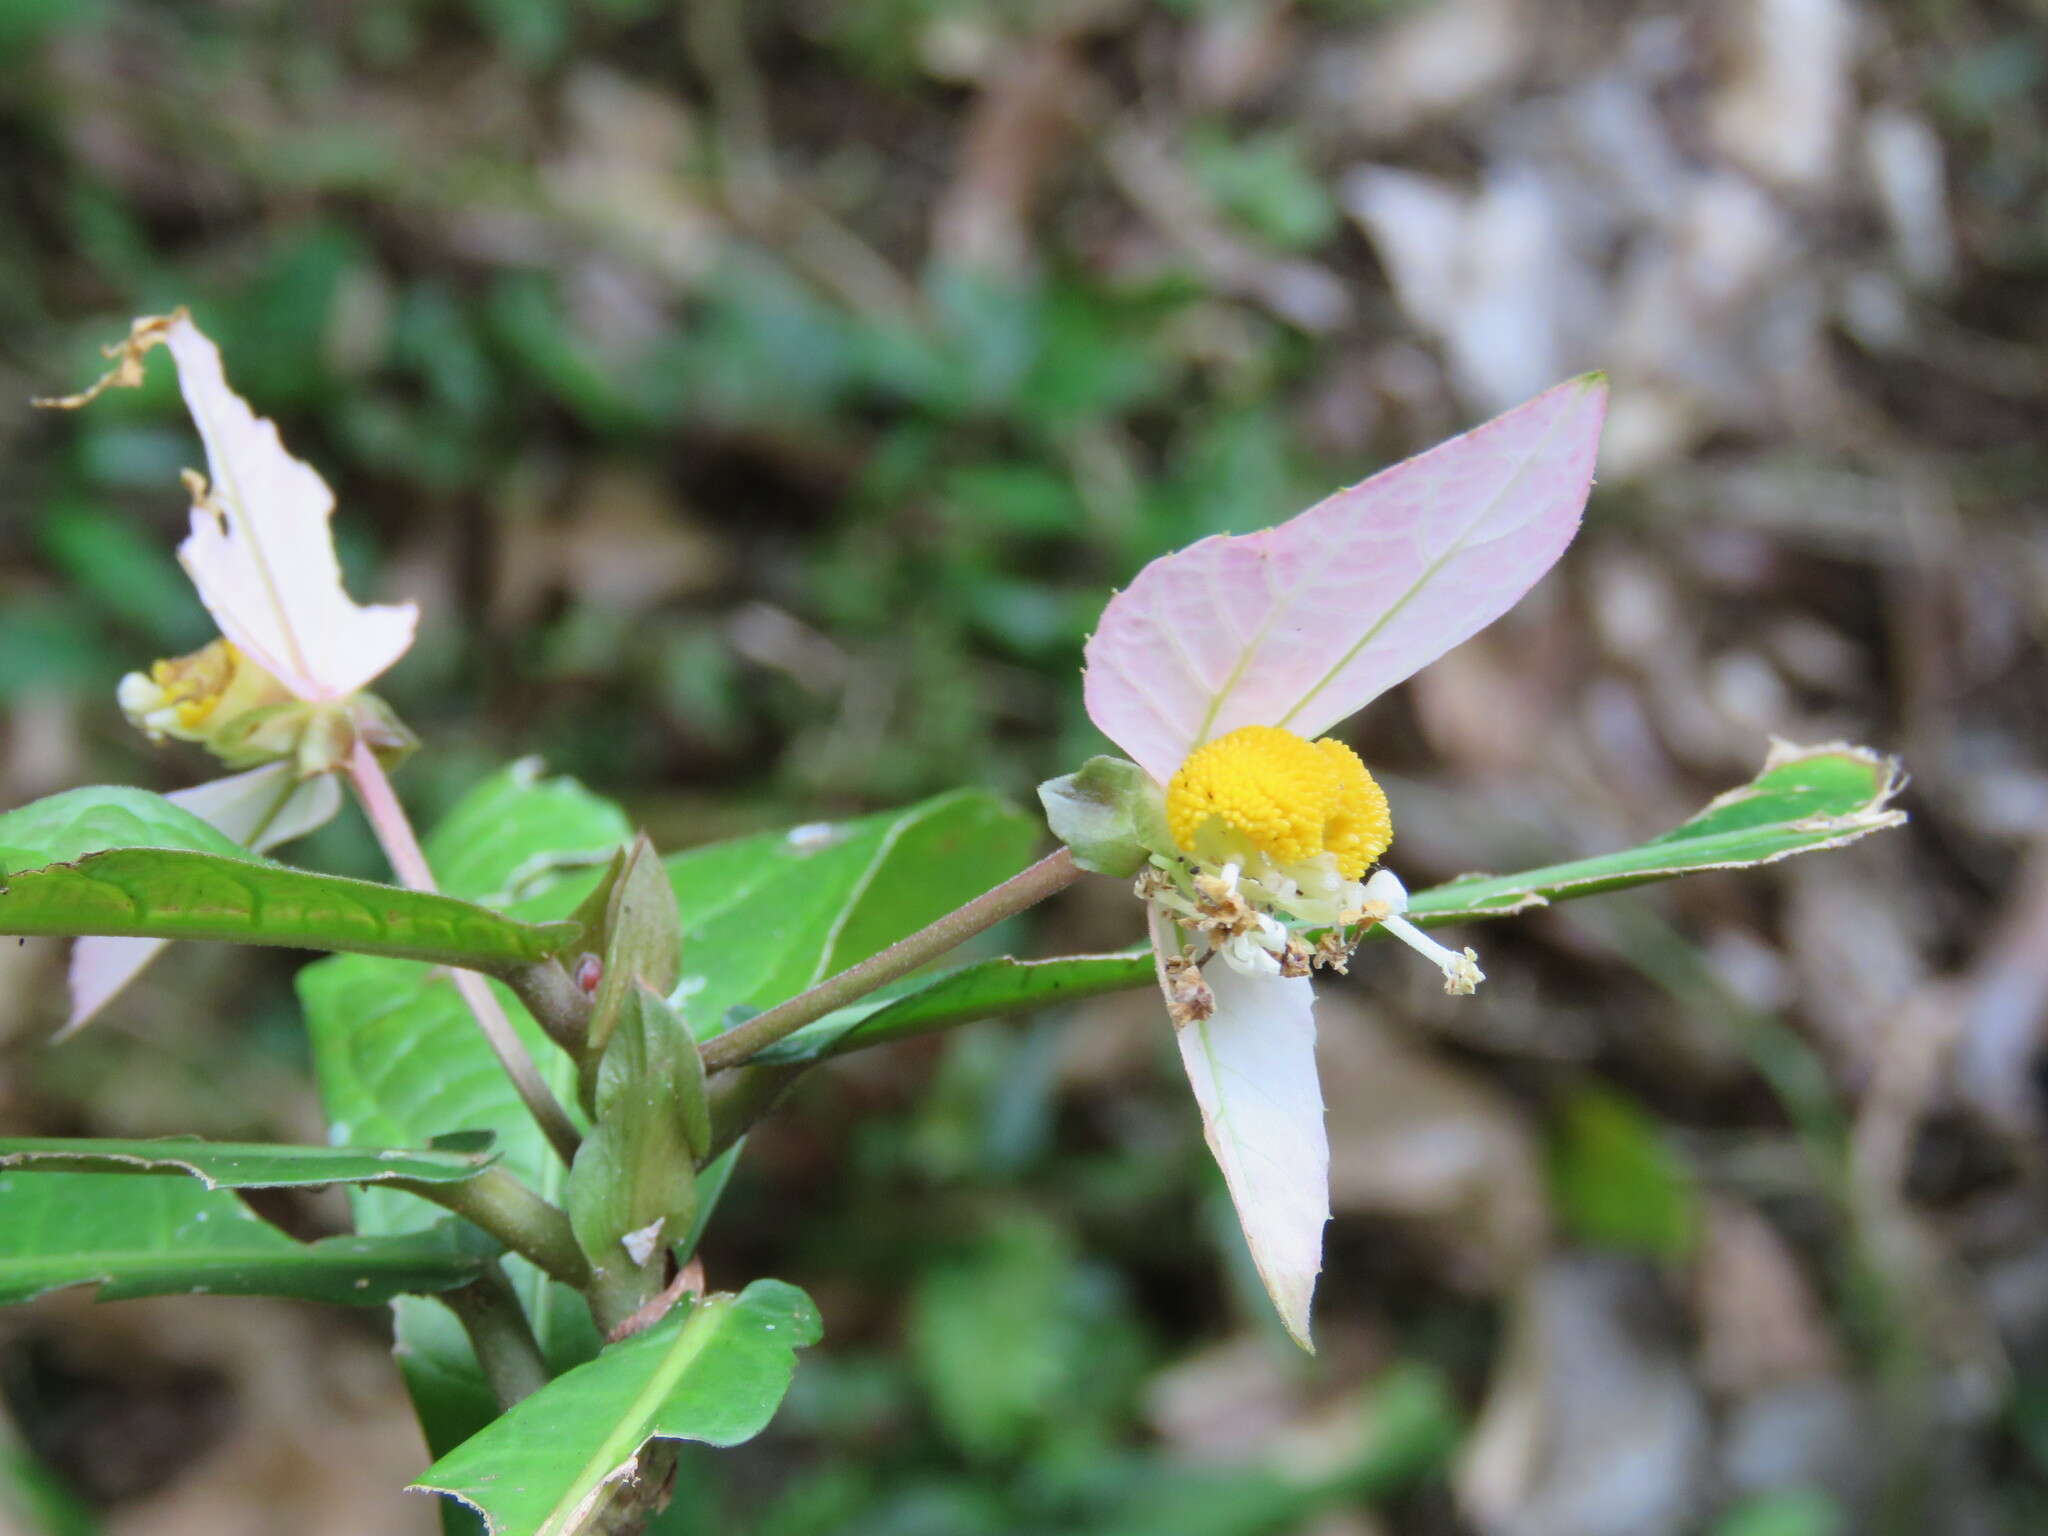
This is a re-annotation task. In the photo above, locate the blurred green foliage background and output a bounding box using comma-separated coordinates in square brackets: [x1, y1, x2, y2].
[4, 1, 2048, 1533]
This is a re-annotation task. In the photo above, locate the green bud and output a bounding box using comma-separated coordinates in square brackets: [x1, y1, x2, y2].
[566, 985, 705, 1279]
[338, 692, 419, 767]
[593, 984, 710, 1163]
[581, 833, 683, 1061]
[1037, 755, 1170, 877]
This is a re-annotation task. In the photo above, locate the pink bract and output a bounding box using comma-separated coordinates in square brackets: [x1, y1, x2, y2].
[1083, 375, 1608, 783]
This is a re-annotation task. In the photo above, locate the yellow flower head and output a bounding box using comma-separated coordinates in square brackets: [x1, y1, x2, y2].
[114, 637, 410, 775]
[118, 639, 282, 744]
[1166, 725, 1391, 880]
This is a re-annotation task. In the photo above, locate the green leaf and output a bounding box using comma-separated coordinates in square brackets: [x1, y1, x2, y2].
[599, 989, 708, 1164]
[777, 742, 1908, 1053]
[0, 0, 105, 65]
[0, 784, 250, 864]
[0, 1136, 495, 1188]
[416, 1279, 822, 1536]
[304, 764, 634, 1466]
[0, 1171, 483, 1306]
[677, 1142, 740, 1263]
[425, 758, 632, 905]
[0, 786, 578, 969]
[303, 957, 596, 1452]
[1040, 1362, 1456, 1536]
[752, 953, 1147, 1066]
[1187, 127, 1339, 252]
[39, 498, 210, 651]
[1406, 742, 1906, 923]
[673, 789, 1036, 1040]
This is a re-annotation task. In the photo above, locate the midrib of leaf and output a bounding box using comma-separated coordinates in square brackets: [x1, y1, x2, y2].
[1407, 802, 1906, 914]
[539, 1300, 728, 1536]
[809, 799, 929, 985]
[1272, 392, 1581, 734]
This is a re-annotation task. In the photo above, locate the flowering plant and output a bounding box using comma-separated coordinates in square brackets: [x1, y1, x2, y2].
[1052, 376, 1605, 1347]
[0, 320, 1901, 1534]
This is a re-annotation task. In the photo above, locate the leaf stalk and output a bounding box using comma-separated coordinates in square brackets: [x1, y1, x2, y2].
[698, 848, 1086, 1073]
[390, 1165, 591, 1290]
[441, 1260, 553, 1409]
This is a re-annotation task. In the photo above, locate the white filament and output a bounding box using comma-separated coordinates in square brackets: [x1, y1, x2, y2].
[1361, 870, 1485, 995]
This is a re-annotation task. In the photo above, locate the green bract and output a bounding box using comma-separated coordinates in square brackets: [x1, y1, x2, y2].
[1036, 754, 1171, 877]
[567, 986, 708, 1300]
[575, 833, 682, 1061]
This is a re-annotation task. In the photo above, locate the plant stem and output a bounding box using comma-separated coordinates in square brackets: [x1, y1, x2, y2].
[442, 1260, 552, 1409]
[504, 957, 594, 1057]
[347, 740, 583, 1166]
[587, 1264, 663, 1339]
[391, 1165, 591, 1289]
[703, 1061, 808, 1162]
[587, 1444, 679, 1536]
[699, 848, 1086, 1073]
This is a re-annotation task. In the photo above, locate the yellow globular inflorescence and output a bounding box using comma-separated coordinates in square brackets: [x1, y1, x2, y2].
[1165, 725, 1392, 880]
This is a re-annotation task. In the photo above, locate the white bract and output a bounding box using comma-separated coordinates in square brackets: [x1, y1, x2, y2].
[41, 310, 418, 1027]
[163, 316, 416, 701]
[1080, 375, 1608, 1349]
[53, 311, 420, 702]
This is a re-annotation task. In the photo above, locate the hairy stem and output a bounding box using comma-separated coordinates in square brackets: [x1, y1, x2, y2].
[699, 848, 1086, 1073]
[442, 1260, 552, 1409]
[348, 740, 583, 1166]
[391, 1165, 591, 1289]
